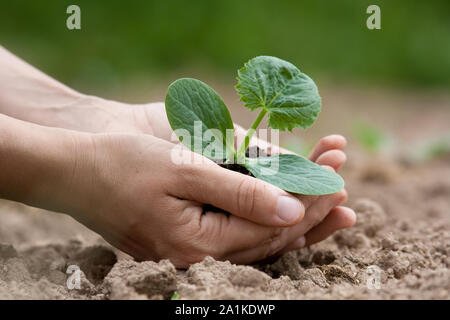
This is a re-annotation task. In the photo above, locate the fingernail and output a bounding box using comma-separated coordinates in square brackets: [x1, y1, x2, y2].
[293, 236, 306, 249]
[276, 196, 304, 224]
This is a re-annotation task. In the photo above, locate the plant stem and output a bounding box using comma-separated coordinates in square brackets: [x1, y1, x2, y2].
[236, 109, 267, 161]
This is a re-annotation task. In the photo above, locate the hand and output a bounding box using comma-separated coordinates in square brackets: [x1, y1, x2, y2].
[0, 112, 352, 268]
[18, 97, 355, 263]
[234, 126, 355, 256]
[66, 132, 309, 267]
[68, 130, 354, 267]
[121, 102, 356, 258]
[62, 101, 355, 263]
[0, 47, 354, 267]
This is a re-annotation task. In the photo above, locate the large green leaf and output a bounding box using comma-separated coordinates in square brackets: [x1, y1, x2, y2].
[165, 78, 235, 159]
[236, 56, 321, 131]
[244, 154, 344, 195]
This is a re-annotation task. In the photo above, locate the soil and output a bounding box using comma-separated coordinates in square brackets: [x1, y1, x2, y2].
[217, 145, 267, 175]
[1, 153, 448, 300]
[0, 87, 449, 300]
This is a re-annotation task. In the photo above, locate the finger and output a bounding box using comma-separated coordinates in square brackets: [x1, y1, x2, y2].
[221, 228, 291, 264]
[315, 149, 347, 172]
[304, 206, 356, 246]
[178, 164, 305, 227]
[275, 235, 307, 257]
[292, 148, 346, 209]
[282, 188, 348, 247]
[293, 165, 335, 210]
[198, 209, 286, 258]
[223, 189, 348, 264]
[298, 188, 348, 232]
[280, 206, 356, 254]
[308, 135, 347, 162]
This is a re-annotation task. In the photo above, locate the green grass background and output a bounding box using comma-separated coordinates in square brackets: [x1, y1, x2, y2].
[1, 0, 449, 96]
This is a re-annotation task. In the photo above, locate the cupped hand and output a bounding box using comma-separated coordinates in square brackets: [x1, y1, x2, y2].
[234, 125, 355, 258]
[64, 104, 355, 267]
[129, 102, 356, 259]
[71, 132, 308, 267]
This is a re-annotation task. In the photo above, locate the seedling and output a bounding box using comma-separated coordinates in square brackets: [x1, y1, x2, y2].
[165, 56, 343, 195]
[410, 133, 450, 163]
[352, 121, 390, 154]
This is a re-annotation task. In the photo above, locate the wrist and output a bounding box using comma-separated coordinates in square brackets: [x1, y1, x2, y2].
[33, 93, 133, 133]
[0, 47, 154, 135]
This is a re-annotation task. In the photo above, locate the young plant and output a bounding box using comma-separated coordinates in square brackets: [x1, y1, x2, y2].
[352, 121, 390, 154]
[165, 56, 343, 195]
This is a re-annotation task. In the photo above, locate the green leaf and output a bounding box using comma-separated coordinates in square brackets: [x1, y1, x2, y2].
[244, 154, 344, 195]
[165, 78, 235, 160]
[236, 56, 321, 131]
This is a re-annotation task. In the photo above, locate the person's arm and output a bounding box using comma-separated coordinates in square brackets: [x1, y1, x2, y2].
[0, 113, 92, 214]
[0, 46, 146, 134]
[0, 47, 355, 264]
[0, 112, 315, 267]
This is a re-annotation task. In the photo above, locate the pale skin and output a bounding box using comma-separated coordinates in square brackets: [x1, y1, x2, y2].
[0, 47, 355, 267]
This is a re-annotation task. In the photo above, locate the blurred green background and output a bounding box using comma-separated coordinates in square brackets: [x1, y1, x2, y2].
[1, 0, 449, 99]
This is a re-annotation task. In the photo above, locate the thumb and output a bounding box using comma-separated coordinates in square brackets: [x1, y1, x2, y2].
[187, 164, 305, 227]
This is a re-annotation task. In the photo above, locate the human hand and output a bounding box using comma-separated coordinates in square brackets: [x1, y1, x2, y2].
[61, 129, 353, 267]
[1, 99, 353, 267]
[234, 126, 355, 256]
[0, 48, 355, 265]
[119, 102, 356, 257]
[65, 132, 310, 267]
[32, 98, 355, 262]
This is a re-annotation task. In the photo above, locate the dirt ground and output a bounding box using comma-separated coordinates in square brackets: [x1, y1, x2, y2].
[0, 86, 449, 299]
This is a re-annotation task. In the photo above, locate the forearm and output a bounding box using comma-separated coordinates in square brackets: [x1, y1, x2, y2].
[0, 113, 92, 214]
[0, 46, 78, 123]
[0, 46, 130, 133]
